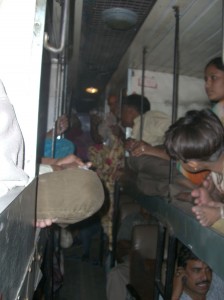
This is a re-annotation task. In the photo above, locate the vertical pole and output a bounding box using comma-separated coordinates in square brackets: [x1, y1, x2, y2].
[119, 89, 122, 121]
[51, 0, 69, 156]
[169, 6, 179, 185]
[62, 61, 68, 114]
[164, 235, 178, 300]
[140, 47, 147, 140]
[62, 0, 70, 116]
[222, 0, 224, 64]
[50, 58, 59, 158]
[111, 180, 121, 268]
[171, 6, 179, 124]
[57, 58, 63, 121]
[154, 224, 166, 299]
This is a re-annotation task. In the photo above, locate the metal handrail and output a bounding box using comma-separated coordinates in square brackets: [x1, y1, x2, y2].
[169, 6, 179, 188]
[140, 46, 147, 141]
[222, 0, 224, 64]
[43, 0, 69, 54]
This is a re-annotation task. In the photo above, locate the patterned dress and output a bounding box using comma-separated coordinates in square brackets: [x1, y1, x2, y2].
[88, 130, 125, 248]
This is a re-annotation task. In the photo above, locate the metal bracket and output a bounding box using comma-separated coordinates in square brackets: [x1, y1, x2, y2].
[43, 0, 69, 53]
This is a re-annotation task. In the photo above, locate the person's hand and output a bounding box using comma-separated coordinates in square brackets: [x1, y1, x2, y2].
[56, 115, 69, 135]
[129, 141, 170, 160]
[55, 154, 83, 166]
[171, 267, 186, 300]
[124, 138, 138, 152]
[55, 154, 92, 170]
[130, 141, 151, 157]
[124, 139, 154, 156]
[36, 218, 57, 228]
[129, 140, 162, 158]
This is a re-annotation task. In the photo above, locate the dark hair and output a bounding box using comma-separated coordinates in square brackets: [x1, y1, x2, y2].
[177, 245, 199, 268]
[205, 57, 224, 72]
[122, 94, 150, 114]
[164, 109, 224, 162]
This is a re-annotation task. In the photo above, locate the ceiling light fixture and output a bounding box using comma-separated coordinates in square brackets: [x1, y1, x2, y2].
[102, 7, 138, 30]
[85, 87, 98, 94]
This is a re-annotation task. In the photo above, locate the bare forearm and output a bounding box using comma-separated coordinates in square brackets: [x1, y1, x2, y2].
[129, 140, 170, 160]
[41, 157, 57, 165]
[145, 146, 170, 160]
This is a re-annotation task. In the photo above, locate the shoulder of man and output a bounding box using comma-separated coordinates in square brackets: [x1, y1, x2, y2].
[146, 110, 170, 118]
[206, 272, 224, 299]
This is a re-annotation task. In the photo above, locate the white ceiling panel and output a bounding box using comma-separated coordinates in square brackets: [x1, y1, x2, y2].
[110, 0, 222, 91]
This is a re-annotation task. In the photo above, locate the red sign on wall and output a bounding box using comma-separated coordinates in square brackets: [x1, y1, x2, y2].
[138, 76, 158, 89]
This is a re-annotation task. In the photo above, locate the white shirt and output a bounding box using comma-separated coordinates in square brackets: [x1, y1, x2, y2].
[159, 272, 224, 300]
[132, 110, 171, 146]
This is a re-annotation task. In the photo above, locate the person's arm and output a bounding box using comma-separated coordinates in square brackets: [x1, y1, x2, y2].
[41, 154, 92, 171]
[171, 267, 186, 300]
[130, 140, 170, 160]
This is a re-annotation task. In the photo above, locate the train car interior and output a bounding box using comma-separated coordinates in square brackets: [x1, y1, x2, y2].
[0, 0, 224, 299]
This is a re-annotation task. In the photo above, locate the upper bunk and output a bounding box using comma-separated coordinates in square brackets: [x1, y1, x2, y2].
[134, 192, 224, 280]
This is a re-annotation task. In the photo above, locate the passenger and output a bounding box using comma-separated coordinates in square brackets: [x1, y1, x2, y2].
[205, 57, 224, 110]
[98, 94, 124, 143]
[164, 109, 224, 229]
[122, 93, 170, 160]
[90, 94, 124, 146]
[44, 114, 76, 159]
[38, 113, 95, 227]
[120, 93, 173, 197]
[168, 244, 224, 300]
[88, 94, 125, 248]
[65, 111, 94, 161]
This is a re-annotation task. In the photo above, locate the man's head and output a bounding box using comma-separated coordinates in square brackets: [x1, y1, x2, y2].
[177, 245, 212, 298]
[121, 94, 150, 127]
[107, 95, 119, 116]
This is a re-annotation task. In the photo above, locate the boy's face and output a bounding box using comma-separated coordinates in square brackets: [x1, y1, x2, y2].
[184, 259, 212, 297]
[121, 105, 136, 127]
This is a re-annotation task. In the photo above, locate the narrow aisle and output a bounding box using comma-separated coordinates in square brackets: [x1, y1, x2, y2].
[55, 236, 107, 300]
